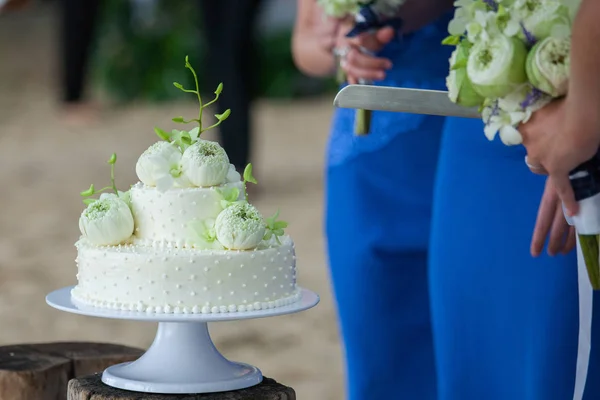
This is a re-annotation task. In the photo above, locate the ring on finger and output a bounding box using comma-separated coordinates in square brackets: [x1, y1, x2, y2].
[333, 46, 351, 64]
[525, 156, 547, 174]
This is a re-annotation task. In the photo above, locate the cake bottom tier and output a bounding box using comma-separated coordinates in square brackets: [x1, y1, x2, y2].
[72, 237, 299, 314]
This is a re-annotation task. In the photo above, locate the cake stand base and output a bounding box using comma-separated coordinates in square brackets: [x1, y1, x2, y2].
[46, 286, 319, 394]
[103, 322, 261, 394]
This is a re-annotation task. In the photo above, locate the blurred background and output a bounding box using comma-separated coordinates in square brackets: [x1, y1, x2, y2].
[0, 0, 344, 398]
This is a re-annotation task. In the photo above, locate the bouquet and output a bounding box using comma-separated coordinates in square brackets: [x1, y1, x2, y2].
[318, 0, 406, 135]
[443, 0, 600, 289]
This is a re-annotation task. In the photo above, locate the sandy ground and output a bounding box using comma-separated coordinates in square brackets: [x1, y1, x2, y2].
[0, 4, 344, 399]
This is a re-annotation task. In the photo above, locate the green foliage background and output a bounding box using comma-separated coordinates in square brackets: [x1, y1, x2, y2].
[91, 0, 336, 102]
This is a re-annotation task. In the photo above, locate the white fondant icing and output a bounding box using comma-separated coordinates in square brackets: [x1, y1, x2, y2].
[72, 236, 298, 314]
[130, 182, 245, 245]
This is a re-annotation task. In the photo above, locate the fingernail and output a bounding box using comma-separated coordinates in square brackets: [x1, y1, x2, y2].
[386, 62, 393, 70]
[377, 72, 385, 80]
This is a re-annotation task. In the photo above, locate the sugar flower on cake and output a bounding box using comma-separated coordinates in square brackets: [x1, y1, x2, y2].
[181, 139, 230, 187]
[136, 141, 189, 192]
[226, 164, 241, 183]
[79, 193, 134, 246]
[214, 202, 266, 250]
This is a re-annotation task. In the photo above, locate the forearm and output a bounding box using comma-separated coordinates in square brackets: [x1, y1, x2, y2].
[292, 33, 336, 78]
[566, 0, 600, 138]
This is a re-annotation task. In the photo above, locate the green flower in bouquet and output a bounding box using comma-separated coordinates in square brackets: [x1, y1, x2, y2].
[467, 34, 528, 98]
[446, 40, 485, 107]
[526, 36, 570, 97]
[513, 0, 572, 41]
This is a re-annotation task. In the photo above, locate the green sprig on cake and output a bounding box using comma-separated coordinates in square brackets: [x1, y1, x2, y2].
[77, 56, 288, 251]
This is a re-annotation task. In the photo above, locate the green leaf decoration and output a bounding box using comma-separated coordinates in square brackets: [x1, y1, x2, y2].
[82, 198, 97, 205]
[215, 109, 231, 122]
[154, 127, 171, 141]
[80, 184, 95, 197]
[263, 209, 288, 244]
[173, 82, 184, 90]
[172, 116, 185, 123]
[215, 83, 223, 95]
[189, 127, 200, 141]
[216, 187, 241, 209]
[243, 163, 257, 185]
[189, 218, 217, 245]
[78, 151, 120, 203]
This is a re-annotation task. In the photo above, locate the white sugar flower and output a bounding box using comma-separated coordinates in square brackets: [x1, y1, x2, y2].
[214, 202, 266, 250]
[446, 42, 485, 107]
[467, 34, 528, 98]
[181, 139, 230, 187]
[136, 141, 189, 192]
[79, 193, 134, 246]
[317, 0, 360, 17]
[466, 10, 501, 43]
[226, 164, 241, 183]
[526, 36, 570, 97]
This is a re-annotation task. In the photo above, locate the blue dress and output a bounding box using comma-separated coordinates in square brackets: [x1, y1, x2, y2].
[325, 15, 452, 399]
[429, 118, 600, 399]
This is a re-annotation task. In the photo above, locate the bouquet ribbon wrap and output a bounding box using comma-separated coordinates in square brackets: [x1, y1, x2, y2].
[567, 149, 600, 289]
[345, 5, 403, 136]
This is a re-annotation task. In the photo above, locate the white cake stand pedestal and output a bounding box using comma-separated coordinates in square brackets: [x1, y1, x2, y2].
[46, 286, 319, 394]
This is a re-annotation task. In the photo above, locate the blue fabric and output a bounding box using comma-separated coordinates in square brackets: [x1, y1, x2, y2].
[325, 15, 452, 400]
[429, 117, 600, 399]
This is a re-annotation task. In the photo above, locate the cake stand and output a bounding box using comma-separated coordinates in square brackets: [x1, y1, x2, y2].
[46, 286, 319, 394]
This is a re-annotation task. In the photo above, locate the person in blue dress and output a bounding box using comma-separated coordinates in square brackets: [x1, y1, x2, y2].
[293, 2, 454, 398]
[294, 1, 600, 399]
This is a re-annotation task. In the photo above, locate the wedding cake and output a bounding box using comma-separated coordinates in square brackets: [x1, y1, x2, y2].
[71, 57, 299, 314]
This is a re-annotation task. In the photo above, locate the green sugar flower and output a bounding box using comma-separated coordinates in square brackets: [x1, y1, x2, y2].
[214, 202, 265, 250]
[79, 193, 134, 246]
[181, 139, 230, 187]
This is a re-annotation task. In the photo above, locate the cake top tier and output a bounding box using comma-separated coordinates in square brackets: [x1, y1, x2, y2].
[77, 56, 289, 251]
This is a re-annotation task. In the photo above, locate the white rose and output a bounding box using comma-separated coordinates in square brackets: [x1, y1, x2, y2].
[136, 141, 189, 192]
[181, 139, 230, 187]
[79, 194, 134, 246]
[226, 164, 241, 183]
[214, 202, 265, 250]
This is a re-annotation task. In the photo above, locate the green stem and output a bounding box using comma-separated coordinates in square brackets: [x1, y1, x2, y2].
[187, 63, 203, 131]
[202, 95, 220, 109]
[110, 163, 117, 194]
[200, 120, 225, 134]
[354, 109, 372, 136]
[579, 234, 600, 290]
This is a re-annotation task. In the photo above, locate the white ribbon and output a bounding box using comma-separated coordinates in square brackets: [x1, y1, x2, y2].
[573, 236, 593, 400]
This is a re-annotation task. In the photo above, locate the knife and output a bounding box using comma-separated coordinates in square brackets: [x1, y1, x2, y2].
[333, 84, 481, 119]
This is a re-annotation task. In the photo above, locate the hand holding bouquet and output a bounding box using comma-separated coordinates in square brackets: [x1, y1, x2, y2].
[444, 0, 600, 289]
[318, 0, 407, 135]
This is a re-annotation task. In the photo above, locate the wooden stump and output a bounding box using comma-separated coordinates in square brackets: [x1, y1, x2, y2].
[0, 342, 143, 400]
[68, 374, 296, 400]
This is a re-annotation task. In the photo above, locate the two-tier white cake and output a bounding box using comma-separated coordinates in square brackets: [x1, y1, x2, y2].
[72, 58, 299, 314]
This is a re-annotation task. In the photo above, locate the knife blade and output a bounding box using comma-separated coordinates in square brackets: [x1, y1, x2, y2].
[333, 85, 481, 119]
